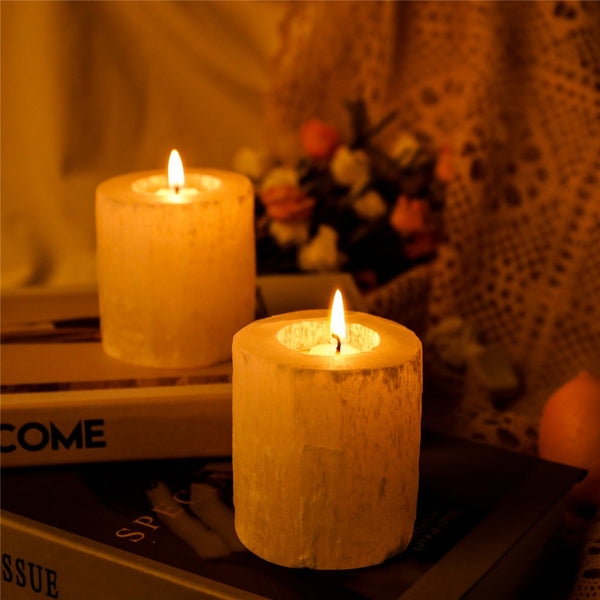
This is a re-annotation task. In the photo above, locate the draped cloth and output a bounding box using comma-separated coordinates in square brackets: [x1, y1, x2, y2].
[1, 1, 284, 287]
[266, 0, 600, 407]
[267, 7, 600, 594]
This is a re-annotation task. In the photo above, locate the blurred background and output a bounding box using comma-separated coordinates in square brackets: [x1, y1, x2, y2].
[1, 1, 286, 288]
[3, 0, 600, 411]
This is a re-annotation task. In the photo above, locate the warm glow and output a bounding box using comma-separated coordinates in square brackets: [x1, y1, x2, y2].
[330, 289, 346, 343]
[168, 149, 185, 189]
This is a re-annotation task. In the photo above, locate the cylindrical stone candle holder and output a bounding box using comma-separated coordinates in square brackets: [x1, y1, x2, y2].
[96, 166, 255, 368]
[232, 309, 422, 570]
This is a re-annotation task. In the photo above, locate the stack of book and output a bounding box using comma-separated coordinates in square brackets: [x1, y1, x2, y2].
[1, 274, 365, 467]
[1, 434, 583, 599]
[1, 275, 584, 598]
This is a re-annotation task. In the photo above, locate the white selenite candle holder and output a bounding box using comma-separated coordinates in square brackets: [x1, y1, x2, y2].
[96, 168, 255, 368]
[232, 310, 422, 570]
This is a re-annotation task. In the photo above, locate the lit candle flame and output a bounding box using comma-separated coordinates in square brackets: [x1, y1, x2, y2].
[168, 149, 185, 191]
[330, 289, 346, 352]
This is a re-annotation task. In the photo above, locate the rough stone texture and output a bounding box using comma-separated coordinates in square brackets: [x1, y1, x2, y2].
[96, 169, 255, 368]
[233, 310, 422, 569]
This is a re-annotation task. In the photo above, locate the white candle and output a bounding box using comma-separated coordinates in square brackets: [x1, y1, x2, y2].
[96, 150, 255, 368]
[232, 294, 422, 570]
[305, 290, 360, 355]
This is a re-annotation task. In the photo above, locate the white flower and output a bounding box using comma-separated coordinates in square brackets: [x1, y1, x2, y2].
[353, 190, 387, 221]
[269, 221, 310, 247]
[232, 147, 271, 181]
[424, 317, 483, 369]
[260, 166, 298, 193]
[330, 146, 370, 188]
[390, 133, 419, 167]
[298, 225, 343, 272]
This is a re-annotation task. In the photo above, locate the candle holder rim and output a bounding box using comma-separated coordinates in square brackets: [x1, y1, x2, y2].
[96, 168, 252, 205]
[233, 309, 422, 370]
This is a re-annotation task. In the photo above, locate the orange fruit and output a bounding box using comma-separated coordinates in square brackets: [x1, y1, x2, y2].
[538, 371, 600, 508]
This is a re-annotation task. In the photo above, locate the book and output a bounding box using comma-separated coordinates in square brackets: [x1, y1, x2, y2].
[1, 274, 365, 467]
[0, 433, 584, 599]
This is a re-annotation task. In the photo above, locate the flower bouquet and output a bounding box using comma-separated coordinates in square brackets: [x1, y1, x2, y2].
[234, 100, 450, 291]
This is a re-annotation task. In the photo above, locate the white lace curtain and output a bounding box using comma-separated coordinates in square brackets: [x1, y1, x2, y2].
[265, 0, 600, 401]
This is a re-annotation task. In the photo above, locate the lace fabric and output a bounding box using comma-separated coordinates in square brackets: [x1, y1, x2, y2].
[267, 6, 600, 593]
[266, 0, 600, 404]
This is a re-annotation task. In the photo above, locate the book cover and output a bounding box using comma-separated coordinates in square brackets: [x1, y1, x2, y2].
[1, 274, 364, 467]
[1, 434, 585, 599]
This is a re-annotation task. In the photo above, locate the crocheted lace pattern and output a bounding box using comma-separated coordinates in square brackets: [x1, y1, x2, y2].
[267, 1, 600, 403]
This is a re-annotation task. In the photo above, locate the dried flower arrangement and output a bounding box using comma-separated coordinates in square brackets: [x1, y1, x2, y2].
[234, 101, 450, 291]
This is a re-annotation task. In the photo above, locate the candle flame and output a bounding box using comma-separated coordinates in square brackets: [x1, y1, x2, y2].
[330, 289, 346, 344]
[168, 149, 185, 190]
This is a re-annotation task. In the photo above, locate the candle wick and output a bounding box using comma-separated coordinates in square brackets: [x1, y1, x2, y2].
[332, 333, 342, 354]
[174, 185, 180, 195]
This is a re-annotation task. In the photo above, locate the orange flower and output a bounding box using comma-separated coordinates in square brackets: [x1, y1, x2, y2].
[260, 185, 315, 222]
[300, 118, 341, 161]
[404, 232, 438, 260]
[390, 196, 429, 235]
[435, 144, 453, 183]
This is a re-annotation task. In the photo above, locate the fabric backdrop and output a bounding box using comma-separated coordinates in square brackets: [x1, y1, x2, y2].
[3, 0, 599, 400]
[265, 0, 600, 403]
[1, 0, 285, 288]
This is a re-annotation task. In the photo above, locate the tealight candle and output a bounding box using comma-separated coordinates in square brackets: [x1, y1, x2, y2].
[96, 150, 255, 368]
[232, 291, 422, 570]
[305, 290, 360, 355]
